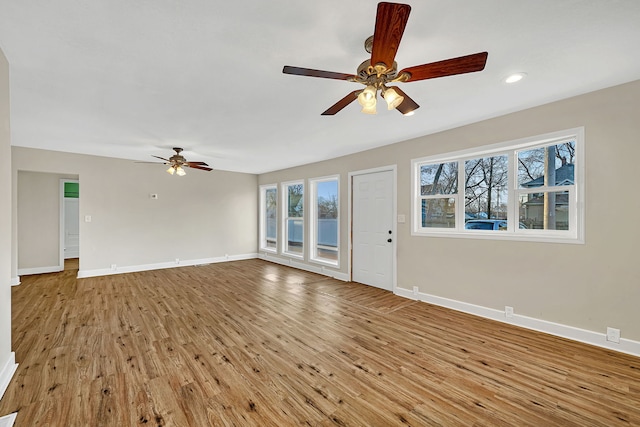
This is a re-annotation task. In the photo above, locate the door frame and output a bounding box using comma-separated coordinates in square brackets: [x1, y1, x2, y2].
[348, 165, 397, 290]
[59, 179, 79, 268]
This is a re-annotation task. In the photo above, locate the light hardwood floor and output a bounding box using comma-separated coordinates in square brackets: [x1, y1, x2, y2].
[1, 259, 639, 426]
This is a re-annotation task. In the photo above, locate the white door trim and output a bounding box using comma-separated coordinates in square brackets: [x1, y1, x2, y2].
[59, 179, 79, 268]
[348, 165, 397, 290]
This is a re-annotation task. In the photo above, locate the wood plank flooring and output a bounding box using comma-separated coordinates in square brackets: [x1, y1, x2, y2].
[1, 259, 639, 426]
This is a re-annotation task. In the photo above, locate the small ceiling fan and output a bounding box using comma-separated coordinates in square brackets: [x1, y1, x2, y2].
[145, 147, 212, 176]
[282, 2, 488, 116]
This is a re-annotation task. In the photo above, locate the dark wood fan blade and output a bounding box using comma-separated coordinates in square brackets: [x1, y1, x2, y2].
[370, 2, 411, 69]
[321, 90, 361, 115]
[399, 52, 488, 82]
[152, 155, 171, 162]
[283, 66, 356, 81]
[391, 86, 420, 115]
[186, 161, 209, 166]
[186, 164, 213, 172]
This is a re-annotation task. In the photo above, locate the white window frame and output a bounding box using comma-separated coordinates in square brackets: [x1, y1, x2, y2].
[411, 127, 585, 244]
[259, 184, 278, 253]
[282, 180, 305, 258]
[309, 175, 340, 267]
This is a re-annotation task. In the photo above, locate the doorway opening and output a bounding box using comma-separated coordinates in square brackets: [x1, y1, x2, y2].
[60, 179, 79, 271]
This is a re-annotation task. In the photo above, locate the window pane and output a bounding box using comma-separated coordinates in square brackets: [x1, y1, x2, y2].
[286, 219, 304, 253]
[317, 181, 338, 220]
[265, 188, 277, 241]
[518, 141, 575, 188]
[287, 184, 304, 217]
[420, 162, 458, 195]
[261, 186, 277, 251]
[284, 182, 304, 256]
[519, 191, 570, 230]
[465, 155, 508, 220]
[316, 180, 338, 262]
[421, 198, 455, 228]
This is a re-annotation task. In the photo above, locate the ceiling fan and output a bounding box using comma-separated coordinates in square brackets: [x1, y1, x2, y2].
[282, 2, 488, 116]
[145, 147, 212, 176]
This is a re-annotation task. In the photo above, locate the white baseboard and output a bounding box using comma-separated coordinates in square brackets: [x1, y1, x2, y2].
[0, 352, 18, 401]
[17, 265, 62, 276]
[394, 287, 640, 358]
[259, 252, 349, 282]
[76, 253, 259, 279]
[10, 277, 20, 287]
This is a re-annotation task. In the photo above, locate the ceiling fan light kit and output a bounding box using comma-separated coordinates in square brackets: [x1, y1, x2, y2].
[382, 86, 404, 110]
[361, 101, 377, 115]
[283, 2, 488, 116]
[167, 165, 186, 176]
[140, 147, 213, 176]
[357, 85, 378, 113]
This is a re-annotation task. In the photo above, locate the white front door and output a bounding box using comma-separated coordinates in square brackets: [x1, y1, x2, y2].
[352, 169, 394, 291]
[63, 198, 79, 259]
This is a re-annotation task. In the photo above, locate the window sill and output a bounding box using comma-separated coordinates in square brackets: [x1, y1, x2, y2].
[282, 252, 304, 259]
[310, 257, 339, 268]
[411, 229, 584, 244]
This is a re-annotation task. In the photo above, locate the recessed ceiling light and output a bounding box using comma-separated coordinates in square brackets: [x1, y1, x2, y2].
[504, 72, 527, 84]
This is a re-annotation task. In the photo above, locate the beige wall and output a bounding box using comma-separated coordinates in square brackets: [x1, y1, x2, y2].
[17, 171, 77, 271]
[0, 48, 13, 390]
[13, 148, 258, 275]
[259, 79, 640, 342]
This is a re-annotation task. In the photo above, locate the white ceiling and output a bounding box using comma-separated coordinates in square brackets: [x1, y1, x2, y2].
[1, 1, 639, 174]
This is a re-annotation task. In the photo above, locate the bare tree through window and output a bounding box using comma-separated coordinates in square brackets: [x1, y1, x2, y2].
[313, 179, 339, 262]
[285, 183, 304, 254]
[465, 155, 508, 220]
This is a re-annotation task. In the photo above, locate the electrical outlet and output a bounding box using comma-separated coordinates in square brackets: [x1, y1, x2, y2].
[606, 327, 620, 343]
[175, 258, 180, 264]
[505, 306, 514, 318]
[110, 264, 117, 271]
[412, 286, 419, 296]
